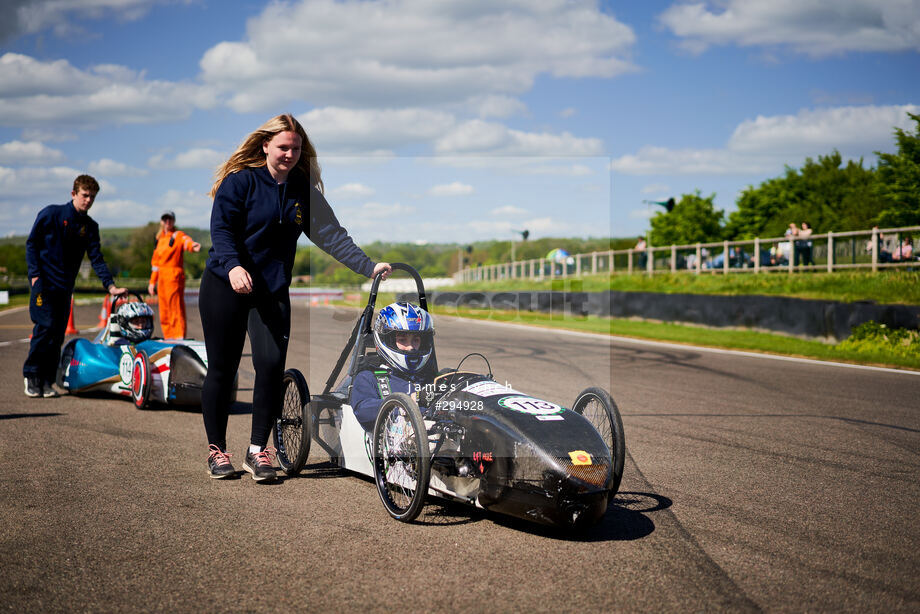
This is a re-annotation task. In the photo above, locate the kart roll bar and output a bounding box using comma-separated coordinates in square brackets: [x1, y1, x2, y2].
[322, 263, 431, 395]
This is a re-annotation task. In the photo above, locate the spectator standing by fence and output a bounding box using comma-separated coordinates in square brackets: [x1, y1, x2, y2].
[147, 211, 200, 339]
[797, 221, 814, 267]
[635, 236, 647, 269]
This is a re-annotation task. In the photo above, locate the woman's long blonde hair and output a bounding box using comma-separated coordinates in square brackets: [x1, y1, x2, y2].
[210, 113, 322, 197]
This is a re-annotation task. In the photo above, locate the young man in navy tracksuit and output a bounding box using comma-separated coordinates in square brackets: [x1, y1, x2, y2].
[23, 174, 127, 398]
[200, 114, 391, 481]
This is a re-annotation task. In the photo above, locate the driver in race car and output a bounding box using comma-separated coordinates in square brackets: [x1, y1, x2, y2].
[351, 302, 435, 432]
[104, 302, 155, 346]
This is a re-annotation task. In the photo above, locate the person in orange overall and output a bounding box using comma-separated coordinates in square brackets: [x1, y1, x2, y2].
[147, 211, 201, 339]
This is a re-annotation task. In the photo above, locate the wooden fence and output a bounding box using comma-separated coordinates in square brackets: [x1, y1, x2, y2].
[456, 225, 920, 283]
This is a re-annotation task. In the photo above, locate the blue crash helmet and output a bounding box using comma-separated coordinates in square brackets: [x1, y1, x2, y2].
[112, 301, 155, 343]
[373, 302, 434, 374]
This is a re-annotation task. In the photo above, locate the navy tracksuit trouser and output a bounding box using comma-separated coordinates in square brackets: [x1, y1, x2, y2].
[198, 268, 291, 451]
[23, 282, 72, 382]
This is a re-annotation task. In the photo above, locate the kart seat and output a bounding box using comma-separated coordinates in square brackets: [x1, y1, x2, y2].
[340, 353, 385, 403]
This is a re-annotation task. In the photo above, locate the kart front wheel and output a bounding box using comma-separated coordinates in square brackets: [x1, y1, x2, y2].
[273, 369, 311, 476]
[57, 339, 78, 391]
[572, 387, 625, 495]
[373, 393, 431, 522]
[131, 351, 151, 409]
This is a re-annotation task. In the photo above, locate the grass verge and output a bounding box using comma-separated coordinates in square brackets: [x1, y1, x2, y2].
[439, 307, 920, 370]
[450, 270, 920, 305]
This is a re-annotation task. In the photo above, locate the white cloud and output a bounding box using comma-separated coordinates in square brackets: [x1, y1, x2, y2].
[20, 128, 77, 143]
[0, 140, 64, 165]
[727, 104, 919, 155]
[611, 145, 774, 175]
[425, 156, 605, 178]
[469, 218, 516, 236]
[329, 183, 375, 199]
[157, 189, 213, 229]
[611, 104, 920, 175]
[1, 0, 181, 43]
[89, 198, 156, 227]
[641, 183, 670, 194]
[300, 107, 456, 154]
[148, 148, 226, 170]
[522, 217, 561, 234]
[629, 208, 656, 220]
[435, 119, 604, 156]
[559, 107, 577, 118]
[0, 52, 216, 128]
[491, 205, 529, 217]
[520, 163, 594, 176]
[471, 95, 529, 119]
[333, 201, 418, 237]
[0, 165, 86, 197]
[88, 158, 148, 177]
[353, 201, 416, 218]
[428, 182, 474, 197]
[200, 0, 637, 113]
[658, 0, 920, 56]
[468, 215, 570, 239]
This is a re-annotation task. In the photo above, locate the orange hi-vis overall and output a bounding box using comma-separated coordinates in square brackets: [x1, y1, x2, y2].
[149, 230, 195, 339]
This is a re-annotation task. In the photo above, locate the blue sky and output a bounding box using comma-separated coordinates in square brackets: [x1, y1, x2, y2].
[1, 0, 918, 246]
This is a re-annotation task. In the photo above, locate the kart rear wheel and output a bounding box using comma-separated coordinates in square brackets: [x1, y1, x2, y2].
[131, 351, 151, 409]
[373, 393, 431, 522]
[573, 387, 625, 495]
[273, 369, 311, 476]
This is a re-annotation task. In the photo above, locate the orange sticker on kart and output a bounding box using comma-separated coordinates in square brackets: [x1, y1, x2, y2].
[569, 450, 592, 465]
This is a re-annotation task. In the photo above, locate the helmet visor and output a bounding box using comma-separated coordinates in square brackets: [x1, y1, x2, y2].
[377, 328, 434, 357]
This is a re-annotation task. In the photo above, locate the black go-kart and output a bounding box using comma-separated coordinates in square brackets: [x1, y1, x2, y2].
[273, 263, 625, 528]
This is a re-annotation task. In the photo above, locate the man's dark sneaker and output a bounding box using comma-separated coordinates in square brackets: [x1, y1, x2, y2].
[207, 444, 236, 479]
[42, 381, 60, 398]
[243, 448, 277, 482]
[24, 377, 42, 398]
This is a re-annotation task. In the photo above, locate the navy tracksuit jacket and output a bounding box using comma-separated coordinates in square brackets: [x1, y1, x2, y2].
[351, 364, 431, 431]
[205, 165, 375, 292]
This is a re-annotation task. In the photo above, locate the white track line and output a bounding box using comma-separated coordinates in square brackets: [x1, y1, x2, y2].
[0, 306, 101, 347]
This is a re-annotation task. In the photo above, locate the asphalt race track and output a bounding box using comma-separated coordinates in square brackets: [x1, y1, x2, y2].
[1, 301, 918, 612]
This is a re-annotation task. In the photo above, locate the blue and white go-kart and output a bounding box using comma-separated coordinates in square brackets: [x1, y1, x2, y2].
[57, 294, 220, 409]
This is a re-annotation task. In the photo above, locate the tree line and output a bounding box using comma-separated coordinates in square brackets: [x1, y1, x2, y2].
[0, 222, 624, 287]
[649, 113, 920, 246]
[3, 114, 916, 285]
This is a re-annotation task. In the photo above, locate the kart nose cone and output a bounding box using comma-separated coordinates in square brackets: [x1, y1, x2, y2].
[561, 490, 609, 528]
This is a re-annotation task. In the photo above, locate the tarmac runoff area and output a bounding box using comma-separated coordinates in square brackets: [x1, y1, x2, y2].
[1, 302, 918, 611]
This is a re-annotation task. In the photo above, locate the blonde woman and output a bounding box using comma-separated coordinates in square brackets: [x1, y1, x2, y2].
[200, 114, 390, 481]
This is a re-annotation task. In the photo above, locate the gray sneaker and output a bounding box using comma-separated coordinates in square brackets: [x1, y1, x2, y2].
[42, 381, 60, 398]
[243, 448, 278, 482]
[207, 445, 236, 479]
[24, 377, 41, 398]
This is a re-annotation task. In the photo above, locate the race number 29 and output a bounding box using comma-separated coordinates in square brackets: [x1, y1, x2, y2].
[498, 396, 563, 415]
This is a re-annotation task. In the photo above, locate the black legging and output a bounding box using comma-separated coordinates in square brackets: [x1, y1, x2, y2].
[199, 267, 290, 451]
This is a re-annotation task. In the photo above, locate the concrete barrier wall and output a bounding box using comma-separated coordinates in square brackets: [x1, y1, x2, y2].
[400, 290, 920, 342]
